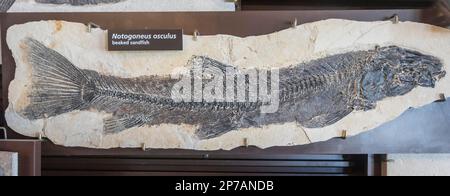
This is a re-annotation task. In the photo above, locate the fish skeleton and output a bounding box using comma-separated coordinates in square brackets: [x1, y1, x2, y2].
[22, 38, 445, 139]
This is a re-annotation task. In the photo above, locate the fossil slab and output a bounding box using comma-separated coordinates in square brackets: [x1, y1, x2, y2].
[8, 0, 235, 12]
[5, 20, 450, 150]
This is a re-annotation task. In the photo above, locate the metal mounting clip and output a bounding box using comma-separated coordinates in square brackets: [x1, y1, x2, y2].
[193, 30, 200, 41]
[87, 22, 101, 33]
[142, 143, 147, 151]
[340, 130, 348, 139]
[292, 18, 298, 28]
[438, 93, 446, 102]
[244, 138, 249, 148]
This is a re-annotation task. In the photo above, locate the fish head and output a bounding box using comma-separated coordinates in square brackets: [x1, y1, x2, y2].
[363, 46, 446, 100]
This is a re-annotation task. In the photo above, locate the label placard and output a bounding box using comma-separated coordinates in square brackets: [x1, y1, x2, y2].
[108, 29, 183, 51]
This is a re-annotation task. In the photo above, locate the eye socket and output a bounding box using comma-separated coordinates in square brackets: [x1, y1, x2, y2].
[397, 73, 415, 83]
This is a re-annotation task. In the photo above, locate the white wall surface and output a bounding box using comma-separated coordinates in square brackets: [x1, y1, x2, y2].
[388, 154, 450, 176]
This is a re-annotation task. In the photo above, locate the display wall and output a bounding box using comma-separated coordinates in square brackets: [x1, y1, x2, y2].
[0, 0, 450, 176]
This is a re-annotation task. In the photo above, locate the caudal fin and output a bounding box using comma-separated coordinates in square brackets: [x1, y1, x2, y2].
[22, 38, 95, 120]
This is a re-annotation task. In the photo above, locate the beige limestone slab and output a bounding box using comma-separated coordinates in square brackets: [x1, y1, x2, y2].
[5, 19, 450, 150]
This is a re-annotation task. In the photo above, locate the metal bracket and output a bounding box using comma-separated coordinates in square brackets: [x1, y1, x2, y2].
[193, 30, 200, 41]
[0, 127, 7, 140]
[437, 93, 446, 102]
[244, 138, 249, 147]
[38, 133, 43, 141]
[232, 0, 241, 11]
[87, 22, 101, 33]
[292, 18, 298, 28]
[340, 130, 348, 139]
[141, 143, 147, 151]
[388, 14, 400, 24]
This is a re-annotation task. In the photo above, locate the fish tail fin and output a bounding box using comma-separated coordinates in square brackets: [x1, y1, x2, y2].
[22, 38, 95, 119]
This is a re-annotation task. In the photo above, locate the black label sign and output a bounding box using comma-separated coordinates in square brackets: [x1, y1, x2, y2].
[108, 29, 183, 51]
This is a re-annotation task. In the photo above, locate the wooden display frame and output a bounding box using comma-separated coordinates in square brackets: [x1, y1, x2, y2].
[0, 140, 41, 176]
[1, 10, 449, 157]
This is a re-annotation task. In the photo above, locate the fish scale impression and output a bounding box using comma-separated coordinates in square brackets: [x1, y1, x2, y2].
[20, 37, 445, 140]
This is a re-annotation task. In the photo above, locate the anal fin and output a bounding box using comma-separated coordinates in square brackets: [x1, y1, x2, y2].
[302, 109, 353, 129]
[103, 115, 150, 134]
[196, 117, 239, 140]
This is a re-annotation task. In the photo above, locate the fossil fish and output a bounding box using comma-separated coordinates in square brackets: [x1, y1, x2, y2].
[0, 0, 15, 12]
[35, 0, 125, 6]
[22, 38, 445, 139]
